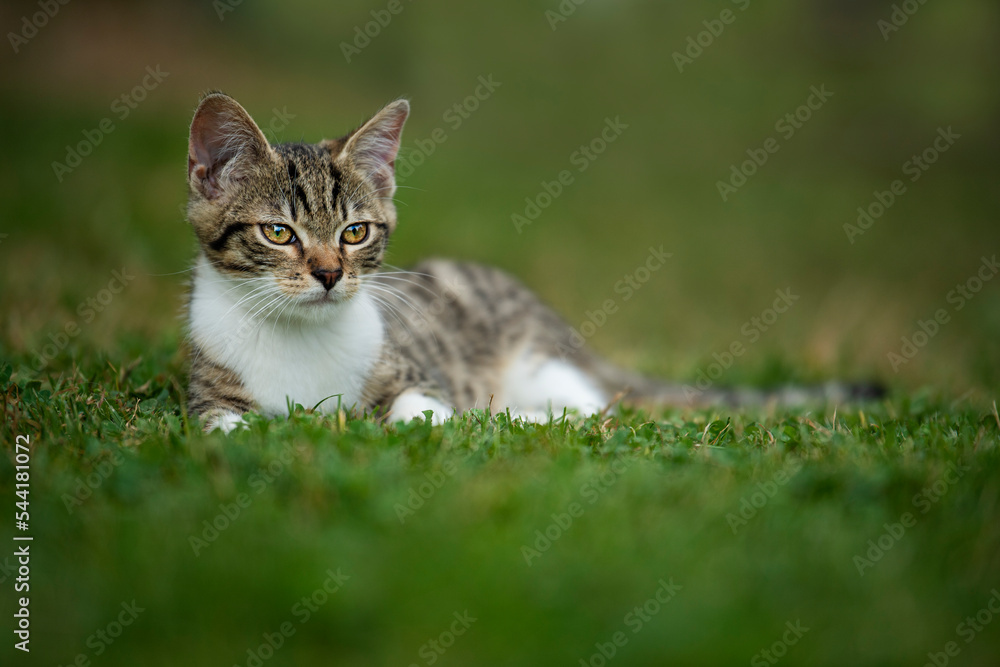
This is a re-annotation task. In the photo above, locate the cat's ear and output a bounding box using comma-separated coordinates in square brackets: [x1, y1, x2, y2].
[188, 92, 271, 200]
[337, 99, 409, 197]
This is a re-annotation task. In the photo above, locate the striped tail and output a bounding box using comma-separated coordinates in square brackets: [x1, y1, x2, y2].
[586, 357, 884, 410]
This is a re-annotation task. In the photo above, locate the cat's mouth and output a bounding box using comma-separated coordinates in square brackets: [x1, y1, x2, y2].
[300, 291, 343, 307]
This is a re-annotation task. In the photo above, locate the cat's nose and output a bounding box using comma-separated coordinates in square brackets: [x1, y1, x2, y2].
[311, 268, 342, 291]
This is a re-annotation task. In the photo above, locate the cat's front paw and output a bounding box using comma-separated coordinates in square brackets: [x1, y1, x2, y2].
[204, 411, 249, 434]
[389, 392, 454, 425]
[507, 409, 553, 424]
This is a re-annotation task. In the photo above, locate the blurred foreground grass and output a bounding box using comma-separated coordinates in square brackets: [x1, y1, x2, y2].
[2, 352, 1000, 665]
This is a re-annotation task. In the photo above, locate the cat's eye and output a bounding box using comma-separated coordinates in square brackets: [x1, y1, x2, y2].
[341, 222, 369, 245]
[261, 223, 296, 245]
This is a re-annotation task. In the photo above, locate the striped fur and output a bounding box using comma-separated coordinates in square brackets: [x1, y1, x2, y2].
[184, 93, 879, 431]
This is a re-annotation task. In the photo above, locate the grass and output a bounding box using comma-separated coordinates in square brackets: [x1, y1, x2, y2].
[2, 348, 1000, 666]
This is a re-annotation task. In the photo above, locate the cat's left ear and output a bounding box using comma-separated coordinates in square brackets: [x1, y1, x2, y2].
[336, 99, 409, 197]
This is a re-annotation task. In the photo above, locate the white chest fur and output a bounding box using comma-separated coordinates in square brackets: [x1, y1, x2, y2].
[188, 260, 384, 417]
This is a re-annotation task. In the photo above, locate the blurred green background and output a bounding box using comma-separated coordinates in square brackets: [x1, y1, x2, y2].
[2, 1, 1000, 666]
[1, 0, 998, 393]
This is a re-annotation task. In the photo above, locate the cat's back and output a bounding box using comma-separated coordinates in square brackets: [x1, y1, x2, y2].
[370, 258, 562, 336]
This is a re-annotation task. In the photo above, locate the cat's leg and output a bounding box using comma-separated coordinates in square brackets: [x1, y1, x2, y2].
[389, 390, 455, 425]
[502, 352, 607, 419]
[365, 352, 456, 424]
[188, 349, 256, 433]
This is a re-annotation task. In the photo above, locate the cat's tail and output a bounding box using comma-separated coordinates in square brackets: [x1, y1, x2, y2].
[585, 357, 885, 410]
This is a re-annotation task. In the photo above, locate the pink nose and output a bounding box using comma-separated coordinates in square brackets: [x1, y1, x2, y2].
[311, 268, 342, 291]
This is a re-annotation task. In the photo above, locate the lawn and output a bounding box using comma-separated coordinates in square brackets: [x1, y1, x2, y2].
[3, 352, 1000, 666]
[2, 0, 1000, 665]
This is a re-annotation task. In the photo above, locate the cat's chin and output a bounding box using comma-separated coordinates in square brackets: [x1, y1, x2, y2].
[300, 292, 340, 307]
[285, 292, 355, 323]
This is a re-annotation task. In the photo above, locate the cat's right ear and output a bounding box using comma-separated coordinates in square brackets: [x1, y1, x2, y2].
[188, 92, 271, 200]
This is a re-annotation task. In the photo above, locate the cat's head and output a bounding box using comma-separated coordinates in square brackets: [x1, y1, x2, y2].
[186, 91, 408, 319]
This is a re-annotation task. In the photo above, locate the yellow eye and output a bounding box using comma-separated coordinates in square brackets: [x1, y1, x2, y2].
[261, 223, 295, 245]
[341, 222, 369, 245]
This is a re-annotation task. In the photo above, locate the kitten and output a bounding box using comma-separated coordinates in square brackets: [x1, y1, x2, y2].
[184, 92, 873, 431]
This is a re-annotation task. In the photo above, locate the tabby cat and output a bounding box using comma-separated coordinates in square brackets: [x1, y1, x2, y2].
[185, 92, 870, 431]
